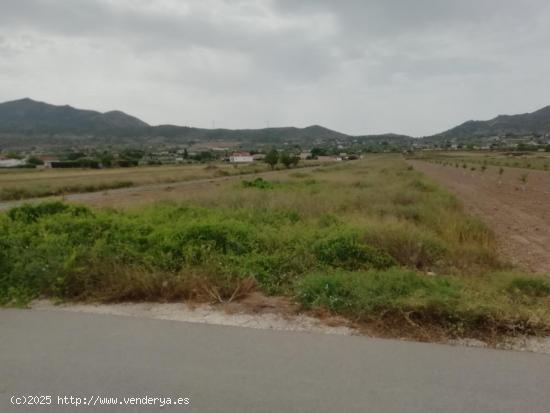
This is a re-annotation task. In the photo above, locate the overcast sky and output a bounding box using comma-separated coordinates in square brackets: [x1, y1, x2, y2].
[1, 0, 549, 136]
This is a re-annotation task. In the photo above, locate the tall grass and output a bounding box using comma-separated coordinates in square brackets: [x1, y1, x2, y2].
[0, 181, 134, 200]
[1, 156, 548, 337]
[295, 270, 550, 336]
[0, 161, 322, 201]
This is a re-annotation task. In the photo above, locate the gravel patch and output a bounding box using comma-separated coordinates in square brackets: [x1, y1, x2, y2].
[30, 300, 550, 354]
[30, 300, 357, 336]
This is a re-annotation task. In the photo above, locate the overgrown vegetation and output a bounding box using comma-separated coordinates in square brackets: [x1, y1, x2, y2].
[296, 270, 550, 336]
[0, 181, 134, 200]
[241, 177, 274, 189]
[0, 161, 322, 201]
[1, 156, 549, 338]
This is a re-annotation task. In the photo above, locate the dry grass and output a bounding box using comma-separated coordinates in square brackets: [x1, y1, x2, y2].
[0, 161, 321, 201]
[413, 151, 550, 171]
[3, 155, 549, 339]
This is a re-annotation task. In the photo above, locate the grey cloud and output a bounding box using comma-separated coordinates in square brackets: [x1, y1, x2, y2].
[273, 0, 546, 32]
[0, 0, 549, 135]
[1, 0, 339, 83]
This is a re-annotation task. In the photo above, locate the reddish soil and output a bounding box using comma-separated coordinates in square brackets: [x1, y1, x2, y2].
[410, 161, 550, 276]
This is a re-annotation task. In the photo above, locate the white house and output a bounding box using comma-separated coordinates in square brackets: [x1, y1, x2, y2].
[229, 152, 254, 163]
[0, 158, 26, 168]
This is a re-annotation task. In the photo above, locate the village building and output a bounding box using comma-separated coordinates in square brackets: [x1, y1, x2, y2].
[229, 152, 254, 163]
[0, 156, 26, 168]
[37, 155, 60, 168]
[317, 155, 341, 162]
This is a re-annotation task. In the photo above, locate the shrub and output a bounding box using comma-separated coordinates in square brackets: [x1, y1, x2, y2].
[295, 270, 550, 334]
[177, 221, 257, 257]
[241, 177, 274, 189]
[507, 277, 550, 298]
[295, 269, 460, 319]
[313, 232, 396, 270]
[2, 202, 392, 303]
[241, 251, 314, 295]
[7, 202, 89, 223]
[363, 223, 448, 269]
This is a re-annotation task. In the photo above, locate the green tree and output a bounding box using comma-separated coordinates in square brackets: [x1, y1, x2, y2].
[265, 149, 279, 169]
[192, 151, 216, 162]
[66, 151, 87, 161]
[311, 147, 327, 157]
[6, 152, 22, 159]
[280, 152, 292, 168]
[99, 152, 114, 167]
[26, 156, 44, 166]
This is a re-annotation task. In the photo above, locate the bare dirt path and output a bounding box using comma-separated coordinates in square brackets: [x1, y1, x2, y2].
[409, 160, 550, 275]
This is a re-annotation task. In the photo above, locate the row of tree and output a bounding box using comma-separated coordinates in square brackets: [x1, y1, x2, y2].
[264, 149, 300, 169]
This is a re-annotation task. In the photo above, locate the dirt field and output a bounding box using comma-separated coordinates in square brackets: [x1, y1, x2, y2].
[413, 151, 550, 171]
[410, 160, 550, 275]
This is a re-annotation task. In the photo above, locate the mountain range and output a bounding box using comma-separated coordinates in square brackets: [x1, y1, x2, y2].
[0, 98, 549, 149]
[0, 98, 351, 147]
[430, 105, 550, 141]
[0, 98, 148, 135]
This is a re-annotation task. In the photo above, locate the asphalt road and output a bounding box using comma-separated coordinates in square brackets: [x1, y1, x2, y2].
[1, 309, 549, 412]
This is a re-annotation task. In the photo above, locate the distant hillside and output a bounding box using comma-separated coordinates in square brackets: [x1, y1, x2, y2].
[4, 97, 548, 150]
[0, 98, 149, 135]
[356, 133, 414, 146]
[0, 98, 426, 149]
[0, 98, 354, 148]
[147, 124, 349, 143]
[430, 106, 550, 141]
